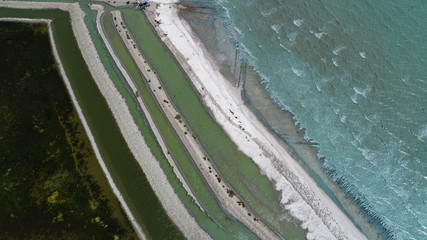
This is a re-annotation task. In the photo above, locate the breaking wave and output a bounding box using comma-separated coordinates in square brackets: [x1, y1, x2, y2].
[212, 0, 427, 239]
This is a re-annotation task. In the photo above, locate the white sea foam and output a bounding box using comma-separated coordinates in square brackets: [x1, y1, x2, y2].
[145, 1, 368, 239]
[310, 30, 325, 39]
[293, 18, 304, 27]
[287, 31, 298, 42]
[314, 32, 324, 39]
[416, 124, 427, 141]
[353, 86, 371, 98]
[350, 94, 358, 103]
[279, 43, 290, 51]
[359, 51, 366, 58]
[234, 26, 243, 36]
[401, 75, 409, 83]
[332, 58, 339, 67]
[353, 87, 363, 95]
[291, 67, 304, 77]
[333, 46, 346, 55]
[271, 24, 281, 33]
[261, 7, 277, 17]
[358, 148, 375, 161]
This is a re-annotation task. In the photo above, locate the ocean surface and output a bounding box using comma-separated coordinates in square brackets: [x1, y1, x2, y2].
[185, 0, 427, 239]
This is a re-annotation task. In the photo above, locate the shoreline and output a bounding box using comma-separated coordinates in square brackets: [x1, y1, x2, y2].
[147, 1, 367, 239]
[1, 1, 369, 239]
[111, 8, 282, 239]
[0, 2, 207, 239]
[179, 5, 382, 239]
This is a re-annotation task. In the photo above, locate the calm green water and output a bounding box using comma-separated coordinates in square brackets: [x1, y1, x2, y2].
[121, 9, 306, 239]
[0, 7, 184, 240]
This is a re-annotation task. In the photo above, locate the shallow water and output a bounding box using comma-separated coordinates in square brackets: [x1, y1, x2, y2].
[184, 0, 427, 239]
[121, 8, 307, 239]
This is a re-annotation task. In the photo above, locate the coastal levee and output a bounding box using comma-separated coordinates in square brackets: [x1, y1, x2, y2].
[100, 5, 279, 239]
[1, 1, 367, 240]
[141, 1, 367, 239]
[120, 6, 307, 239]
[107, 7, 283, 239]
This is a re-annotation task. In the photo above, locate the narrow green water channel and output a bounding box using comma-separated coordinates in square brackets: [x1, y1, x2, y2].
[100, 10, 257, 239]
[0, 7, 184, 240]
[121, 8, 306, 239]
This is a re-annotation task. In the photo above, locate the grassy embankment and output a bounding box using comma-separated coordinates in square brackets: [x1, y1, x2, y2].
[121, 8, 307, 239]
[100, 9, 256, 239]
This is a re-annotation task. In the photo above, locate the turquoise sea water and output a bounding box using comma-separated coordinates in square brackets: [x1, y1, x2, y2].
[188, 0, 427, 239]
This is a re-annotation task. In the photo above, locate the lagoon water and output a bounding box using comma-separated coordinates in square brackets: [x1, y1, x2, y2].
[186, 0, 427, 239]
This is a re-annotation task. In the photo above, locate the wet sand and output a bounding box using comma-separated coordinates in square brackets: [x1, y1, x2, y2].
[110, 8, 281, 240]
[1, 0, 367, 239]
[90, 4, 209, 239]
[145, 1, 367, 239]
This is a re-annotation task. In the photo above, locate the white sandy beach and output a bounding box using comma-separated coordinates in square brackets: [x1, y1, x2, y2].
[0, 2, 209, 239]
[1, 0, 368, 239]
[145, 1, 368, 239]
[109, 8, 282, 239]
[86, 4, 282, 238]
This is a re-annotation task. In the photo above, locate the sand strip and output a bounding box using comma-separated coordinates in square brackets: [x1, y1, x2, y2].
[90, 5, 210, 238]
[90, 4, 204, 213]
[144, 1, 368, 239]
[114, 9, 282, 240]
[0, 2, 208, 239]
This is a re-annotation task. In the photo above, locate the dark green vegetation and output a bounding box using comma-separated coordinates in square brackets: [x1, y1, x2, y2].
[0, 22, 134, 239]
[0, 7, 184, 239]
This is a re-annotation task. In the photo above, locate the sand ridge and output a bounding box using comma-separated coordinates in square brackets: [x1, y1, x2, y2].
[90, 5, 210, 239]
[147, 1, 368, 239]
[111, 8, 283, 240]
[0, 0, 367, 239]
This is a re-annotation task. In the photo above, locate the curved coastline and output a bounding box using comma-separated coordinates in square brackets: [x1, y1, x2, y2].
[145, 1, 368, 239]
[1, 0, 369, 239]
[119, 7, 308, 239]
[110, 8, 283, 239]
[177, 3, 384, 239]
